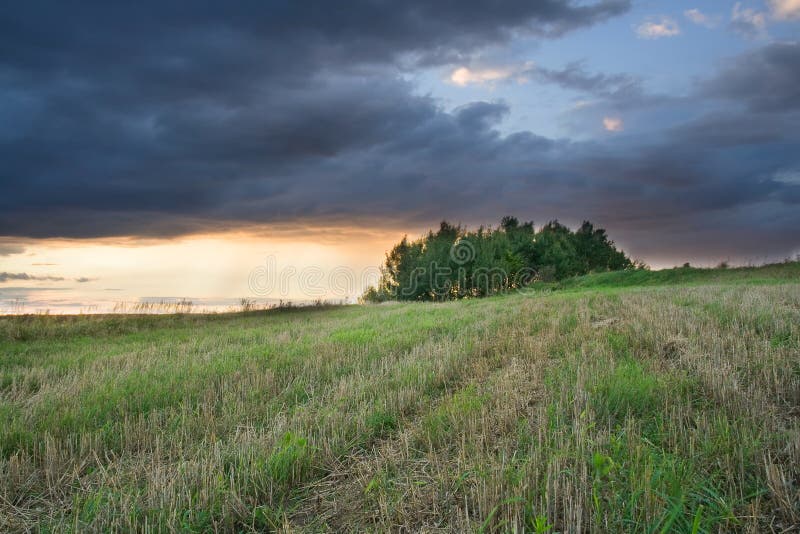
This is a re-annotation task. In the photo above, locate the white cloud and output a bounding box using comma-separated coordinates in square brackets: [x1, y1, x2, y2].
[767, 0, 800, 20]
[684, 8, 719, 28]
[635, 16, 681, 39]
[774, 169, 800, 185]
[603, 117, 623, 132]
[449, 63, 533, 86]
[731, 3, 768, 38]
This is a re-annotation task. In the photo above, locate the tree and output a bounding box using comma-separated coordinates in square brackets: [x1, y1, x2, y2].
[363, 216, 633, 302]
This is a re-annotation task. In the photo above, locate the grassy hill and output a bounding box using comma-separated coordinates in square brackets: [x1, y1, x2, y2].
[547, 260, 800, 290]
[1, 263, 798, 531]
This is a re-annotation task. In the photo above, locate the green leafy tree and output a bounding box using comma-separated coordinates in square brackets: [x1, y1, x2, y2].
[363, 216, 633, 302]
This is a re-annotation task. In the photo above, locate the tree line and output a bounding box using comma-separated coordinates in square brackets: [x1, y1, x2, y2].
[362, 217, 639, 302]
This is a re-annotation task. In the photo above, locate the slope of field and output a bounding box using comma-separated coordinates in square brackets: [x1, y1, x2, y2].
[550, 260, 800, 291]
[1, 264, 799, 532]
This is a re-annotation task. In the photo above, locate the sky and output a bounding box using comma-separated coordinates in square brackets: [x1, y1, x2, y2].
[1, 0, 799, 312]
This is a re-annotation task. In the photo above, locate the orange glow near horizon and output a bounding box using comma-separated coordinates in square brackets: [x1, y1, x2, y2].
[0, 226, 408, 314]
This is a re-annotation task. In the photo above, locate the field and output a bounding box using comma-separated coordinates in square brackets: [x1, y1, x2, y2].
[1, 264, 799, 532]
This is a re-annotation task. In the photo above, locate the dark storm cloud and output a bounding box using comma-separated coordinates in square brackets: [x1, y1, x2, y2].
[533, 61, 639, 97]
[0, 1, 630, 73]
[454, 101, 511, 130]
[0, 0, 629, 236]
[667, 112, 797, 147]
[702, 41, 800, 111]
[0, 1, 798, 261]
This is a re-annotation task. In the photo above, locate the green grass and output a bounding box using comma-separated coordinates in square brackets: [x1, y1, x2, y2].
[0, 263, 798, 531]
[546, 260, 800, 291]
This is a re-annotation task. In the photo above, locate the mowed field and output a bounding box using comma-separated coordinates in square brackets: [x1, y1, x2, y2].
[1, 265, 799, 532]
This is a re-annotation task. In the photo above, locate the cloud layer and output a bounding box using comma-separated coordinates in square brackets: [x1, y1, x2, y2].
[768, 0, 800, 20]
[0, 272, 94, 283]
[0, 1, 798, 262]
[635, 16, 681, 38]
